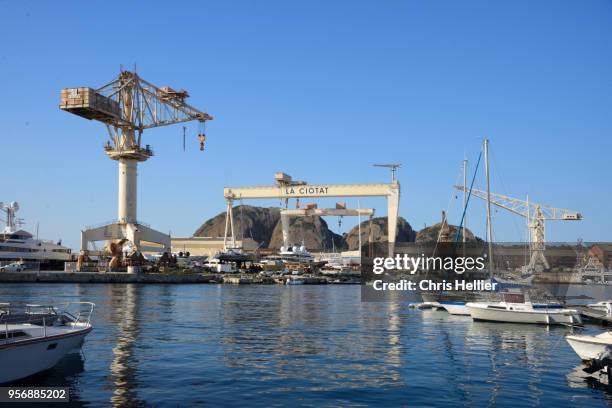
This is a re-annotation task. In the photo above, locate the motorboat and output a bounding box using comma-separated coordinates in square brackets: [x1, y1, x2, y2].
[423, 292, 489, 316]
[0, 302, 94, 384]
[466, 293, 581, 325]
[587, 301, 612, 314]
[286, 276, 305, 285]
[440, 301, 471, 316]
[566, 331, 612, 361]
[279, 244, 314, 263]
[213, 246, 251, 263]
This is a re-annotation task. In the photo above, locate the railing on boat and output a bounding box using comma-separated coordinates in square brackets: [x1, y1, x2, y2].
[0, 302, 95, 344]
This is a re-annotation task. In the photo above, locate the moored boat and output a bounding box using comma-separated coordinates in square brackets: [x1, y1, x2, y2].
[0, 302, 94, 384]
[440, 301, 471, 316]
[466, 295, 581, 325]
[566, 331, 612, 361]
[586, 301, 612, 314]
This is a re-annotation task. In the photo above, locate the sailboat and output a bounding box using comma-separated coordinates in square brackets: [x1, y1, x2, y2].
[432, 140, 496, 316]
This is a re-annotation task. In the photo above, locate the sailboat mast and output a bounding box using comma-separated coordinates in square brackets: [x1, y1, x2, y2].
[484, 139, 494, 277]
[463, 159, 468, 244]
[358, 200, 362, 256]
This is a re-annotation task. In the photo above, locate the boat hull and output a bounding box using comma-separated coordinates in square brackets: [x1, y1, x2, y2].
[0, 327, 91, 384]
[467, 304, 581, 325]
[440, 302, 470, 316]
[566, 333, 612, 361]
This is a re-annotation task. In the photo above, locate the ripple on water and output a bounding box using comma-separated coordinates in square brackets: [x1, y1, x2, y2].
[1, 283, 611, 407]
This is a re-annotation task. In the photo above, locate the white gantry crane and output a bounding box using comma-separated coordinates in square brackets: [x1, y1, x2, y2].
[455, 185, 582, 272]
[60, 70, 213, 271]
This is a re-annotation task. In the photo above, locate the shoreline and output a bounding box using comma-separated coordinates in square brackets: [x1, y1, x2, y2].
[0, 271, 353, 284]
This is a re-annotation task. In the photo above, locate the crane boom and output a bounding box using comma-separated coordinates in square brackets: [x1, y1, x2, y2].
[61, 70, 213, 156]
[453, 185, 582, 273]
[453, 186, 582, 221]
[95, 73, 213, 130]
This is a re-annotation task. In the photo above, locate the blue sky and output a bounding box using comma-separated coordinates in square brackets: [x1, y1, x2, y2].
[1, 0, 611, 249]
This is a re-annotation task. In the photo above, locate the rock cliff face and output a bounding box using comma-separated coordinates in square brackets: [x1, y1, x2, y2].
[194, 205, 344, 250]
[194, 206, 476, 250]
[268, 216, 346, 250]
[344, 217, 417, 250]
[415, 222, 479, 243]
[193, 205, 281, 248]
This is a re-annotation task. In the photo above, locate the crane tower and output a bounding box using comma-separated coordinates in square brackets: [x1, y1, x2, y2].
[455, 185, 582, 272]
[60, 70, 213, 271]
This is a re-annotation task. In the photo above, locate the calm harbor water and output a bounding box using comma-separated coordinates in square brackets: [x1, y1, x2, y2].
[1, 283, 612, 407]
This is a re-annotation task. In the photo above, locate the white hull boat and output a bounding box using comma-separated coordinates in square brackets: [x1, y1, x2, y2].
[0, 302, 94, 384]
[440, 302, 470, 316]
[587, 301, 612, 314]
[466, 301, 581, 325]
[286, 276, 305, 285]
[566, 332, 612, 361]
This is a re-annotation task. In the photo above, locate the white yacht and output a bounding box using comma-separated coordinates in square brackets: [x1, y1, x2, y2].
[466, 294, 581, 325]
[0, 302, 94, 384]
[279, 244, 314, 263]
[0, 202, 72, 269]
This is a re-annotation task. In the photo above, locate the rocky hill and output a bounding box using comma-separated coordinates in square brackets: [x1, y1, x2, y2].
[415, 222, 479, 243]
[193, 205, 281, 248]
[194, 205, 475, 250]
[344, 217, 416, 250]
[194, 205, 344, 250]
[268, 216, 346, 250]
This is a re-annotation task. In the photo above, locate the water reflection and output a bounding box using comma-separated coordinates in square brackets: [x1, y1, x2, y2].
[2, 284, 612, 406]
[216, 287, 408, 394]
[108, 284, 142, 407]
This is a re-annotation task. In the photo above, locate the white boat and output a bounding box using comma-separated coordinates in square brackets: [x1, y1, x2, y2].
[279, 244, 314, 263]
[286, 276, 305, 285]
[566, 331, 612, 361]
[440, 301, 471, 316]
[0, 302, 94, 384]
[204, 258, 236, 273]
[0, 202, 72, 268]
[587, 301, 612, 314]
[467, 297, 581, 325]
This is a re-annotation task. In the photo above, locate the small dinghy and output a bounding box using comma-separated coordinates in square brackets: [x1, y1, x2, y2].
[466, 293, 581, 325]
[566, 332, 612, 361]
[0, 302, 94, 384]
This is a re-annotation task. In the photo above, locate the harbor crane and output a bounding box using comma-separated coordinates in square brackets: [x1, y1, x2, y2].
[60, 70, 213, 271]
[454, 185, 582, 272]
[225, 172, 400, 256]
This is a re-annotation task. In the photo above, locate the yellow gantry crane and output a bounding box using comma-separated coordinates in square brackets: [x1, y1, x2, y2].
[60, 70, 213, 271]
[455, 185, 582, 272]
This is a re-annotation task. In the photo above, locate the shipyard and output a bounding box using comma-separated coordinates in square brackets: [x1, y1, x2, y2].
[3, 1, 612, 407]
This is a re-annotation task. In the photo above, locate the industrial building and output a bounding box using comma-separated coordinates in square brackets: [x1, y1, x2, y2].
[171, 237, 258, 257]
